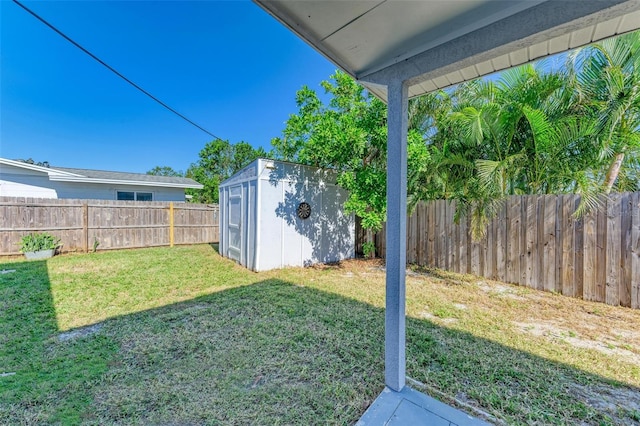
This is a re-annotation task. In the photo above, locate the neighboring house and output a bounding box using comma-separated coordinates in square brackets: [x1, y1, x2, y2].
[0, 158, 202, 202]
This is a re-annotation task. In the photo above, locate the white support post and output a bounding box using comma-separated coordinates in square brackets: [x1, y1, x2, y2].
[385, 78, 408, 392]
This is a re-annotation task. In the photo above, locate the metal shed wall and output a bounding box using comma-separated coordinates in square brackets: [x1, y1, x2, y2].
[219, 161, 259, 270]
[219, 159, 354, 271]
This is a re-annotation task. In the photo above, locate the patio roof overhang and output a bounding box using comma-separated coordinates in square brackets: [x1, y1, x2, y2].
[253, 0, 640, 398]
[255, 0, 640, 101]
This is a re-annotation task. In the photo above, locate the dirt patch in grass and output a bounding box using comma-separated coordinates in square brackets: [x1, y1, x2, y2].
[569, 383, 640, 412]
[515, 320, 640, 362]
[58, 323, 103, 342]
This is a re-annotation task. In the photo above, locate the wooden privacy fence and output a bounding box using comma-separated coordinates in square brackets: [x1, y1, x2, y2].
[0, 197, 219, 255]
[357, 193, 640, 309]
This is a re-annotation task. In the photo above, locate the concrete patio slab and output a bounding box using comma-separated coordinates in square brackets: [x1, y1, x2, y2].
[357, 385, 491, 426]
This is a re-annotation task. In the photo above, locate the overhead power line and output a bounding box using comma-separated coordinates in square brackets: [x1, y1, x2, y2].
[12, 0, 223, 140]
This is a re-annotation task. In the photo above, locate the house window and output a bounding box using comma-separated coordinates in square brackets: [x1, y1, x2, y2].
[117, 191, 135, 201]
[117, 191, 153, 201]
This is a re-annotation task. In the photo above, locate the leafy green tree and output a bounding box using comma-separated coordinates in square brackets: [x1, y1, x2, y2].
[272, 71, 430, 233]
[271, 71, 433, 243]
[272, 72, 387, 230]
[19, 158, 50, 167]
[186, 139, 267, 203]
[146, 166, 184, 177]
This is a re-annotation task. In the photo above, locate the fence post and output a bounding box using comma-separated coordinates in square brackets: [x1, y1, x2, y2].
[82, 203, 89, 253]
[169, 202, 174, 247]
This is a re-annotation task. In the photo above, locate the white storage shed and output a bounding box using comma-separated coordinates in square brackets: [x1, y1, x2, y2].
[218, 159, 354, 271]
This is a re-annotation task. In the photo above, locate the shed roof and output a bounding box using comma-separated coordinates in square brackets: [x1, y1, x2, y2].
[255, 0, 640, 100]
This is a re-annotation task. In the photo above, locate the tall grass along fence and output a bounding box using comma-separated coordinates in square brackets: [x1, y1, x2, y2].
[356, 193, 640, 309]
[0, 197, 219, 255]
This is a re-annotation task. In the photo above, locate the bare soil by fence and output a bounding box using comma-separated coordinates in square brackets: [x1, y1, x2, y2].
[357, 193, 640, 309]
[0, 197, 219, 255]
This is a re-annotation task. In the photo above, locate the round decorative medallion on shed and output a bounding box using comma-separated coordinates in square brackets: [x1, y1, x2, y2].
[296, 202, 311, 219]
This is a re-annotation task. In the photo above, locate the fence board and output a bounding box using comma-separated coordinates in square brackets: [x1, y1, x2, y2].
[596, 203, 607, 302]
[470, 209, 481, 276]
[478, 225, 484, 275]
[525, 195, 537, 288]
[449, 202, 458, 272]
[437, 200, 446, 269]
[561, 195, 576, 297]
[620, 193, 632, 307]
[519, 196, 527, 285]
[583, 207, 597, 301]
[554, 195, 563, 293]
[606, 194, 621, 305]
[446, 201, 454, 270]
[357, 192, 639, 309]
[488, 212, 497, 280]
[427, 202, 435, 266]
[632, 193, 640, 309]
[536, 196, 546, 291]
[1, 197, 219, 255]
[459, 206, 469, 274]
[574, 196, 585, 299]
[420, 204, 428, 267]
[543, 195, 556, 292]
[407, 207, 417, 263]
[498, 209, 504, 282]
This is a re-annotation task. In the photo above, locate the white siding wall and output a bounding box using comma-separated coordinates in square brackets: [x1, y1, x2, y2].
[0, 173, 58, 198]
[256, 172, 354, 271]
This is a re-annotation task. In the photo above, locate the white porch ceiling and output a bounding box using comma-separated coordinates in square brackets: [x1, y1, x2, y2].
[255, 0, 640, 101]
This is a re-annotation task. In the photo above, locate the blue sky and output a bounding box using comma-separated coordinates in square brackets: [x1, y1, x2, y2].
[1, 1, 336, 173]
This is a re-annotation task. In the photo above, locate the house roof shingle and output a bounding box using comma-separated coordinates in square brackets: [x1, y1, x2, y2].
[53, 166, 201, 187]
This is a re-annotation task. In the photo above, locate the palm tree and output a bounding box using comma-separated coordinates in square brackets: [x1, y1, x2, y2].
[435, 65, 584, 235]
[571, 31, 640, 193]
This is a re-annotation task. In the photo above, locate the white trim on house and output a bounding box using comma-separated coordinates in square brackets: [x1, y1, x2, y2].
[0, 158, 82, 177]
[50, 175, 201, 189]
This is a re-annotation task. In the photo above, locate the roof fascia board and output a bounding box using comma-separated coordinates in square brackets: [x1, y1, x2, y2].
[359, 0, 546, 79]
[0, 158, 83, 177]
[358, 0, 638, 87]
[48, 175, 203, 189]
[252, 0, 360, 79]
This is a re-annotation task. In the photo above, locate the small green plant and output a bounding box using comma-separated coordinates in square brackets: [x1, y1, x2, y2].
[19, 232, 60, 253]
[432, 306, 458, 319]
[93, 237, 100, 253]
[362, 241, 376, 258]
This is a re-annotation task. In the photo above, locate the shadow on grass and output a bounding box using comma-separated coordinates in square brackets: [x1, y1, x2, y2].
[0, 259, 118, 424]
[1, 263, 639, 425]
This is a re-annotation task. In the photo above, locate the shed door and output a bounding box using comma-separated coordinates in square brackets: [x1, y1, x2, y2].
[227, 185, 243, 262]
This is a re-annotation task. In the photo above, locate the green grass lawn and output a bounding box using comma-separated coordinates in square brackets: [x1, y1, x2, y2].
[1, 245, 639, 425]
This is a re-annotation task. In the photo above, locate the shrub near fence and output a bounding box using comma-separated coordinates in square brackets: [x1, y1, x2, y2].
[357, 193, 640, 309]
[0, 197, 219, 255]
